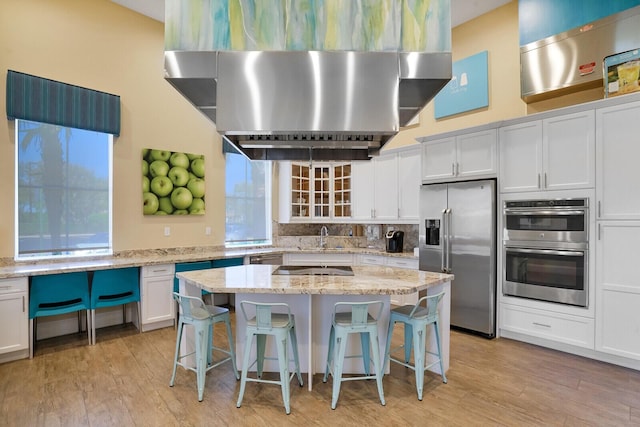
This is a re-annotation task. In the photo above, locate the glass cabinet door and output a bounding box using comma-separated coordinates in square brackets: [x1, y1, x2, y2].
[291, 163, 310, 218]
[333, 163, 351, 218]
[313, 166, 331, 218]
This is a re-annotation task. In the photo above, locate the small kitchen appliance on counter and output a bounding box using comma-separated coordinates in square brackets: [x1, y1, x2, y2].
[385, 230, 404, 253]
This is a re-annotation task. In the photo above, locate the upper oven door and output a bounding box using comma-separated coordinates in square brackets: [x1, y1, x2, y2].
[504, 206, 588, 244]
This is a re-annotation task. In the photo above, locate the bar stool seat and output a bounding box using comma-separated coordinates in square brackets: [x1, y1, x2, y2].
[323, 300, 386, 410]
[29, 272, 91, 358]
[170, 293, 239, 402]
[383, 291, 447, 401]
[236, 301, 303, 415]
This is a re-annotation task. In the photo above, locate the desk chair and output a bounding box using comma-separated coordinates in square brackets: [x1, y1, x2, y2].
[323, 300, 386, 410]
[29, 272, 91, 358]
[383, 291, 447, 400]
[236, 301, 303, 414]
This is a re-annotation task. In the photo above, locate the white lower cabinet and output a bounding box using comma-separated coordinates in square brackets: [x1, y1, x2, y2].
[0, 278, 29, 357]
[140, 264, 175, 332]
[595, 222, 640, 360]
[358, 254, 418, 306]
[501, 303, 594, 349]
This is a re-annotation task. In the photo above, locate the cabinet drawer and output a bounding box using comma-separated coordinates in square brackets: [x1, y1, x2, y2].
[501, 304, 594, 349]
[286, 253, 354, 266]
[0, 277, 28, 294]
[141, 264, 175, 278]
[386, 257, 418, 270]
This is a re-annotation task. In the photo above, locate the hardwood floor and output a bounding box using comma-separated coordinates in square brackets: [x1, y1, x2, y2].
[1, 314, 639, 426]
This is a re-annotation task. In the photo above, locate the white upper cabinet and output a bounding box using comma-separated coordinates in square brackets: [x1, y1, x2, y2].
[351, 160, 375, 221]
[596, 101, 640, 220]
[422, 129, 497, 183]
[397, 148, 421, 221]
[499, 110, 594, 193]
[373, 154, 398, 221]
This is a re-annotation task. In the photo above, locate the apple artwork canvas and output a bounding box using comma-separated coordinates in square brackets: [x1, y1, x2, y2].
[142, 149, 205, 215]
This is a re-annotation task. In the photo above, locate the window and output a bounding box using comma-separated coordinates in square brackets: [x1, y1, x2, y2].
[225, 150, 272, 247]
[15, 120, 112, 260]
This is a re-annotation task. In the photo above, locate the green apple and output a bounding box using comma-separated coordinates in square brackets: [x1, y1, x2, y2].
[150, 176, 173, 197]
[188, 172, 198, 181]
[189, 198, 205, 214]
[187, 178, 205, 198]
[154, 210, 168, 215]
[158, 196, 174, 214]
[170, 187, 193, 210]
[170, 152, 190, 169]
[142, 192, 159, 215]
[149, 160, 169, 177]
[173, 209, 189, 215]
[190, 158, 205, 178]
[142, 148, 149, 159]
[142, 175, 150, 193]
[150, 149, 171, 161]
[168, 166, 189, 187]
[186, 152, 202, 160]
[142, 159, 149, 176]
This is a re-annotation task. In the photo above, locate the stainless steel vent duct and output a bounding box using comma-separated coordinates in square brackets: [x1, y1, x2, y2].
[165, 50, 451, 160]
[520, 5, 640, 103]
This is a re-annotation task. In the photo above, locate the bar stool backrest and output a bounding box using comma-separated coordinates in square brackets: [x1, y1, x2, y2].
[239, 301, 293, 330]
[410, 291, 445, 322]
[333, 300, 383, 327]
[173, 293, 209, 321]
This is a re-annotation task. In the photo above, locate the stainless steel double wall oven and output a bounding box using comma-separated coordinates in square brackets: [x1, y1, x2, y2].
[503, 198, 589, 307]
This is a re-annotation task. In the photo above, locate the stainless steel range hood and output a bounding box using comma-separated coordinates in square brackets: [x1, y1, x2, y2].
[165, 50, 451, 160]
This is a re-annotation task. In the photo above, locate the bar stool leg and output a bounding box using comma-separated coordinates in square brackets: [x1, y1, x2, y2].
[414, 323, 426, 401]
[256, 334, 267, 378]
[382, 318, 395, 377]
[275, 334, 291, 414]
[289, 325, 303, 386]
[360, 332, 371, 375]
[224, 316, 240, 379]
[331, 332, 348, 410]
[236, 332, 254, 408]
[404, 322, 413, 363]
[170, 320, 184, 387]
[323, 325, 336, 382]
[195, 323, 208, 402]
[434, 319, 447, 384]
[369, 329, 385, 406]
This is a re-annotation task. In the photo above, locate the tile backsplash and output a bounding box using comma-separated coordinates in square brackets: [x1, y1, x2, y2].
[274, 222, 418, 253]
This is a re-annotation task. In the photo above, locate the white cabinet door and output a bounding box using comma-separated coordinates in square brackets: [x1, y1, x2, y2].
[140, 265, 175, 331]
[456, 129, 497, 179]
[0, 278, 28, 354]
[595, 222, 640, 360]
[421, 137, 456, 181]
[499, 121, 543, 193]
[543, 110, 595, 191]
[596, 101, 640, 220]
[398, 149, 420, 221]
[373, 155, 398, 221]
[351, 160, 375, 220]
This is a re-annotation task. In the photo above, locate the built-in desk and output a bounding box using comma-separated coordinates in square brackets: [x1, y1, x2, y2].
[177, 264, 453, 390]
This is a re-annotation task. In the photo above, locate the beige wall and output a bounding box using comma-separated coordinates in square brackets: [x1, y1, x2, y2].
[0, 0, 227, 258]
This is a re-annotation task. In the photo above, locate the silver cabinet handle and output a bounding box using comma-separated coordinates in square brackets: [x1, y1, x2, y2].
[451, 163, 455, 176]
[23, 295, 25, 312]
[598, 223, 601, 240]
[544, 173, 548, 188]
[456, 162, 460, 176]
[532, 322, 551, 328]
[537, 173, 541, 188]
[598, 201, 601, 218]
[445, 208, 452, 273]
[441, 209, 447, 273]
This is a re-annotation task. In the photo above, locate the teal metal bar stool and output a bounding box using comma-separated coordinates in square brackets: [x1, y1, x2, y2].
[236, 301, 303, 415]
[174, 261, 213, 327]
[323, 300, 386, 410]
[170, 293, 239, 402]
[29, 271, 91, 358]
[90, 267, 141, 345]
[383, 291, 447, 401]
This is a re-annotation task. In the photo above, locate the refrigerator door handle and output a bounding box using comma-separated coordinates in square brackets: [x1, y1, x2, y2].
[441, 208, 447, 272]
[445, 208, 452, 273]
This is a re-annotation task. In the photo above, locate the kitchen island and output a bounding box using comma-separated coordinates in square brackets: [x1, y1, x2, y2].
[177, 264, 453, 390]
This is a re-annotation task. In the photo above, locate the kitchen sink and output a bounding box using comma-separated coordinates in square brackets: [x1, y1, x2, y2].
[272, 265, 354, 276]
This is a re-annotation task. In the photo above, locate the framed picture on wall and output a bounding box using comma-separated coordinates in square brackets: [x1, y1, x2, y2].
[142, 148, 205, 215]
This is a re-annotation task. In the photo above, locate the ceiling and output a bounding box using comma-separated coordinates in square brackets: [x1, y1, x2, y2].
[110, 0, 512, 28]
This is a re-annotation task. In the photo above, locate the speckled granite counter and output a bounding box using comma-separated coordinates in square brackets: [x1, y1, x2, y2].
[177, 264, 451, 295]
[0, 247, 418, 279]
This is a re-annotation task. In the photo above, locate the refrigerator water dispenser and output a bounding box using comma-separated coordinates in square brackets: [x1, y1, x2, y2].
[425, 219, 440, 246]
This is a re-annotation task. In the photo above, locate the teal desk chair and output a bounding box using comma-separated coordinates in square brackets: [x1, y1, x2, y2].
[29, 271, 91, 358]
[383, 291, 447, 400]
[323, 300, 386, 410]
[90, 267, 141, 345]
[236, 301, 303, 415]
[170, 292, 239, 402]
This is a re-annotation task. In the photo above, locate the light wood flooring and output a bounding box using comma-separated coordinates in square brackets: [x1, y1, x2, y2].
[1, 312, 639, 426]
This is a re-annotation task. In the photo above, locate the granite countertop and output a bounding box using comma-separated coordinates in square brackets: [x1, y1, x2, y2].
[0, 246, 418, 279]
[178, 264, 452, 296]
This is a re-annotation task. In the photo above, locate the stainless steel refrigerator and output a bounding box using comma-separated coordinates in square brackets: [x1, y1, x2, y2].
[419, 179, 496, 337]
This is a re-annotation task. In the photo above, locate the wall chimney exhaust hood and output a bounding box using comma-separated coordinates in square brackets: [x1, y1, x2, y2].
[165, 50, 451, 160]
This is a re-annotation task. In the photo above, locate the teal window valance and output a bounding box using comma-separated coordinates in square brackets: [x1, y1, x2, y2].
[6, 70, 121, 136]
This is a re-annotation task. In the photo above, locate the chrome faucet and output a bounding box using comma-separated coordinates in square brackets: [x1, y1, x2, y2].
[320, 225, 329, 248]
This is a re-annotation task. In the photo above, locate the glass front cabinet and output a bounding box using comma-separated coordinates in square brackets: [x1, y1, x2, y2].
[287, 162, 351, 221]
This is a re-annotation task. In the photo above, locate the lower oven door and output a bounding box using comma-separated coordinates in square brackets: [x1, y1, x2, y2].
[503, 246, 588, 307]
